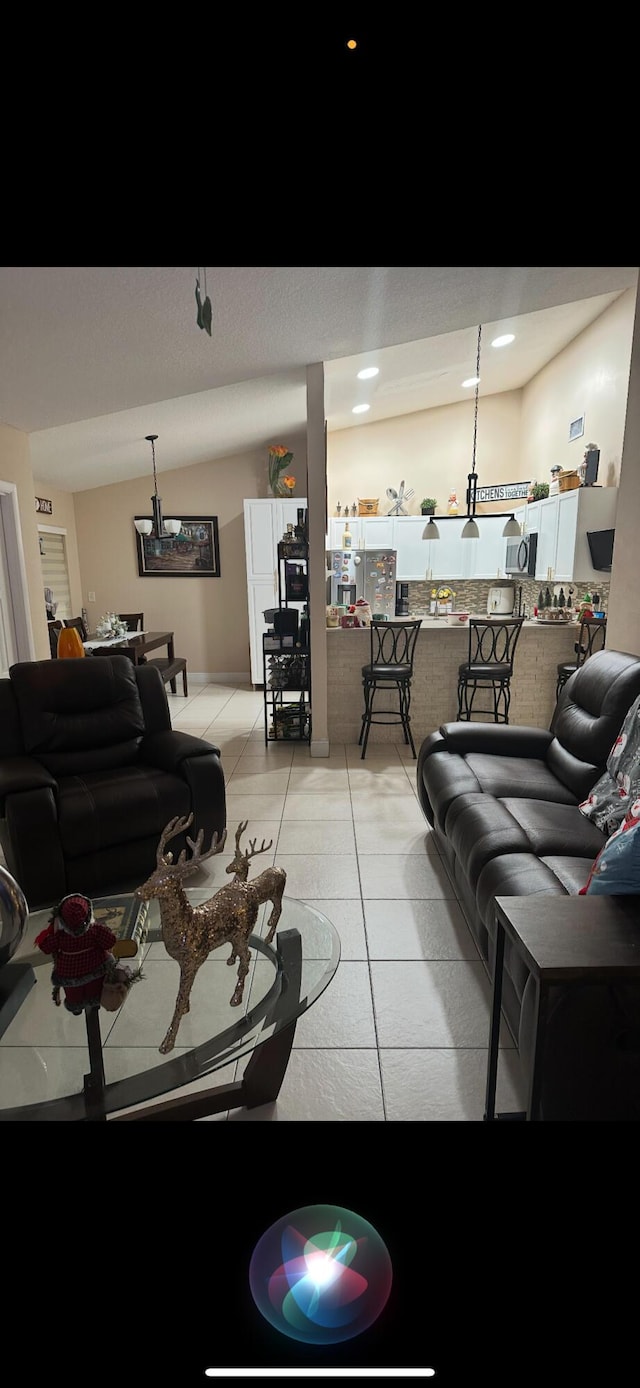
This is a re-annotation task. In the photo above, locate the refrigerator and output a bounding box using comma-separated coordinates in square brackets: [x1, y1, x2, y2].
[326, 549, 397, 618]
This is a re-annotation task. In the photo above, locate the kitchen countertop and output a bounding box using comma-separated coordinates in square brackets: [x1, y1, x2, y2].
[327, 615, 581, 628]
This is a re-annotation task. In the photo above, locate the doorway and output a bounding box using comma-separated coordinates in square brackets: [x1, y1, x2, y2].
[39, 526, 72, 624]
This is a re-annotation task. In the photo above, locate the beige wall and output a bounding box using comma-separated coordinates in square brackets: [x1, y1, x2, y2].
[0, 423, 49, 659]
[327, 391, 523, 519]
[519, 290, 635, 488]
[72, 440, 308, 678]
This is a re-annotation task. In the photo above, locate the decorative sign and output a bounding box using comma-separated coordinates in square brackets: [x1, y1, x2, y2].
[35, 496, 53, 514]
[475, 481, 531, 503]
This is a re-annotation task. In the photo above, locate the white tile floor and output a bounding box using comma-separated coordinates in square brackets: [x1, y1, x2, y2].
[0, 680, 528, 1121]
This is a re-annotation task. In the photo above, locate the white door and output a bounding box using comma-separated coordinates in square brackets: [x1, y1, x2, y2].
[394, 517, 431, 579]
[0, 506, 18, 677]
[429, 517, 467, 580]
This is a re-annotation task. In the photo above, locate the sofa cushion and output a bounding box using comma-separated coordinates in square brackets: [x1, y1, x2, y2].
[9, 656, 145, 775]
[57, 766, 191, 859]
[499, 799, 606, 859]
[550, 650, 640, 789]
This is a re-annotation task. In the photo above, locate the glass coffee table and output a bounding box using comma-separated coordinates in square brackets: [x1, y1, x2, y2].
[0, 891, 340, 1122]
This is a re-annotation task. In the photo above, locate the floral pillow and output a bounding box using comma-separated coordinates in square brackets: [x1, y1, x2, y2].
[579, 693, 640, 837]
[580, 800, 640, 895]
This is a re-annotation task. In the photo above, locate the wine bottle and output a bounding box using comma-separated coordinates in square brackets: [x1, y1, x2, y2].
[342, 522, 352, 549]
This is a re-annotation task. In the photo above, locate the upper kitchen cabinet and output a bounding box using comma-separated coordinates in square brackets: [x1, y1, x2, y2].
[327, 517, 363, 549]
[553, 487, 618, 583]
[462, 522, 509, 580]
[362, 515, 395, 549]
[517, 488, 618, 583]
[394, 517, 431, 580]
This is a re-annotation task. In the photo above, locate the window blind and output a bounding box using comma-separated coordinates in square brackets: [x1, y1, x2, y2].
[40, 531, 71, 621]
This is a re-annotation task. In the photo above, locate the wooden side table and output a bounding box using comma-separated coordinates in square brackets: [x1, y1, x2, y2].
[484, 895, 640, 1121]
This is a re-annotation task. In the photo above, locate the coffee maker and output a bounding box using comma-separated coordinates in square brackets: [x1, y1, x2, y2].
[395, 582, 410, 616]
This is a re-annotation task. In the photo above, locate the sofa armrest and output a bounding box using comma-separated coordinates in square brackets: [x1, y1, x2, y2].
[0, 757, 57, 813]
[138, 729, 221, 772]
[437, 723, 554, 757]
[0, 785, 66, 909]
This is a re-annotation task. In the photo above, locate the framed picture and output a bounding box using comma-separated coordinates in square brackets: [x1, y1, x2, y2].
[135, 516, 221, 578]
[569, 415, 585, 442]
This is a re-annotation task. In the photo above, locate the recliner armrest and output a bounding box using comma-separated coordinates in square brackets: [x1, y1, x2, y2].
[138, 729, 222, 773]
[0, 757, 57, 812]
[436, 723, 554, 757]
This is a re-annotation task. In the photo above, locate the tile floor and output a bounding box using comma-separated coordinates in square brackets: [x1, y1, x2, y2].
[0, 680, 527, 1121]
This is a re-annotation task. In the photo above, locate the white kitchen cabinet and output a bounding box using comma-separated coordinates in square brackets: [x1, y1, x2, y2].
[362, 515, 395, 549]
[327, 517, 363, 549]
[428, 517, 468, 579]
[243, 498, 307, 685]
[553, 486, 618, 583]
[393, 517, 431, 580]
[463, 522, 510, 580]
[515, 488, 618, 583]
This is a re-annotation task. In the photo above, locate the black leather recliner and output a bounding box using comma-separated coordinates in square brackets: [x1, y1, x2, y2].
[0, 655, 226, 924]
[416, 648, 640, 1119]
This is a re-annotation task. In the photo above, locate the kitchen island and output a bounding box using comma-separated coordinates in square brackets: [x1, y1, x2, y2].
[327, 617, 580, 746]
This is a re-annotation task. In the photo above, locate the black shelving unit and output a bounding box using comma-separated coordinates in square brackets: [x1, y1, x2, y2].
[263, 538, 311, 745]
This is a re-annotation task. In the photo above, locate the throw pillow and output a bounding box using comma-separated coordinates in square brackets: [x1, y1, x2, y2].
[580, 801, 640, 895]
[579, 692, 640, 836]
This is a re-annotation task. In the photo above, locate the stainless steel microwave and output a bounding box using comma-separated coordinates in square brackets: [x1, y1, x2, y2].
[505, 533, 538, 575]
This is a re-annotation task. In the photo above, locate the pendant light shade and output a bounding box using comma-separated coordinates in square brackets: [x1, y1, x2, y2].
[461, 517, 480, 539]
[134, 435, 181, 539]
[502, 514, 521, 538]
[422, 518, 440, 540]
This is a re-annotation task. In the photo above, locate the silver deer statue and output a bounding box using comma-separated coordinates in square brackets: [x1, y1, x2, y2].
[136, 814, 286, 1053]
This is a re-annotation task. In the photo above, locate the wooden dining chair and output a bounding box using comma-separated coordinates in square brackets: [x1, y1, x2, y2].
[118, 613, 144, 632]
[47, 620, 63, 658]
[64, 615, 88, 642]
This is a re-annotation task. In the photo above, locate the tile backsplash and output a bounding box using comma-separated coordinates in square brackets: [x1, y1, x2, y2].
[407, 578, 609, 617]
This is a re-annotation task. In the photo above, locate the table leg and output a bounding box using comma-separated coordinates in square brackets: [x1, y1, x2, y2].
[241, 928, 302, 1108]
[484, 920, 505, 1121]
[83, 1005, 107, 1121]
[525, 979, 547, 1120]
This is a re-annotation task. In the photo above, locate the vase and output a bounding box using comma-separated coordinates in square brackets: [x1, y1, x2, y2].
[269, 478, 291, 498]
[57, 626, 86, 658]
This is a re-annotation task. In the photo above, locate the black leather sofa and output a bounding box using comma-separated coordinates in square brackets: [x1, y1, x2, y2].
[0, 655, 226, 918]
[416, 648, 640, 1119]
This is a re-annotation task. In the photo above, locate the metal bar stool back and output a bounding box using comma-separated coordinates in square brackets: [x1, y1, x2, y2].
[555, 616, 607, 701]
[359, 619, 422, 759]
[456, 616, 524, 723]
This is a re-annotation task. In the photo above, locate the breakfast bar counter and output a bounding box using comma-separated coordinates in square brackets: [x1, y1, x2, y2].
[326, 618, 579, 746]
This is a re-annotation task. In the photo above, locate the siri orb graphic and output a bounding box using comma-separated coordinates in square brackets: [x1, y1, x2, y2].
[249, 1204, 393, 1345]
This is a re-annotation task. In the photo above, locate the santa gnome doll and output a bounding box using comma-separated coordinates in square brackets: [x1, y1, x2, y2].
[35, 893, 117, 1015]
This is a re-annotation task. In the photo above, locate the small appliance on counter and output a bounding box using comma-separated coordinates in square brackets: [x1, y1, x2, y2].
[395, 581, 410, 616]
[487, 580, 515, 616]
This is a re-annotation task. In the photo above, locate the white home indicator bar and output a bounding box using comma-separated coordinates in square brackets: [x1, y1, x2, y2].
[205, 1372, 436, 1379]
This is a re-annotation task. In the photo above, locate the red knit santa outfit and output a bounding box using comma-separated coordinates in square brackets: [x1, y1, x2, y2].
[35, 894, 117, 1015]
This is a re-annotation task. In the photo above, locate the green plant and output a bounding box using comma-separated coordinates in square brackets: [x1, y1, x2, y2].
[420, 497, 438, 510]
[531, 482, 549, 500]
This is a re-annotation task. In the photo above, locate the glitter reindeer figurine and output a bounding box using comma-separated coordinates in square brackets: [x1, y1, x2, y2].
[136, 814, 286, 1053]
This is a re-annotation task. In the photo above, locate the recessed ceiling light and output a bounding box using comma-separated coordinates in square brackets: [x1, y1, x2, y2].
[462, 376, 480, 388]
[352, 403, 371, 414]
[491, 333, 515, 347]
[357, 366, 379, 380]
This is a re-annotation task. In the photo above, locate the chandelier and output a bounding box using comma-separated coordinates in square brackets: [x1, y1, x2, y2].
[423, 324, 521, 542]
[133, 435, 182, 539]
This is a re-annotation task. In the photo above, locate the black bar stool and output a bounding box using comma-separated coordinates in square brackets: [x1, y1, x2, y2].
[556, 616, 607, 701]
[359, 619, 421, 759]
[456, 617, 524, 723]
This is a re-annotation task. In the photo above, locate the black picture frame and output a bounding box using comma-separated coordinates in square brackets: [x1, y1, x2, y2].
[135, 516, 221, 578]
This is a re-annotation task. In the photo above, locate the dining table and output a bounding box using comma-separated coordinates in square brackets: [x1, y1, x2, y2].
[83, 630, 176, 665]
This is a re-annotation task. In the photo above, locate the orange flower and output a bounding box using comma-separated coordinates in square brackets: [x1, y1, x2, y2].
[283, 475, 296, 488]
[269, 444, 288, 458]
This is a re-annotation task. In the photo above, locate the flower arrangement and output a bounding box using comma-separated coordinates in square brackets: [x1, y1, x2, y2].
[268, 444, 295, 497]
[96, 612, 127, 639]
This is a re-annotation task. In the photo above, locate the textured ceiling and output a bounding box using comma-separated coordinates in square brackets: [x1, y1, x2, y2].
[0, 266, 636, 492]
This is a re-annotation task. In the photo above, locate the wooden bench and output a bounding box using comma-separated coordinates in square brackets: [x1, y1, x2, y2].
[145, 656, 188, 696]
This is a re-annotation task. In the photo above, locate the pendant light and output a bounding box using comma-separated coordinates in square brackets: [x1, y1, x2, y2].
[134, 436, 181, 539]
